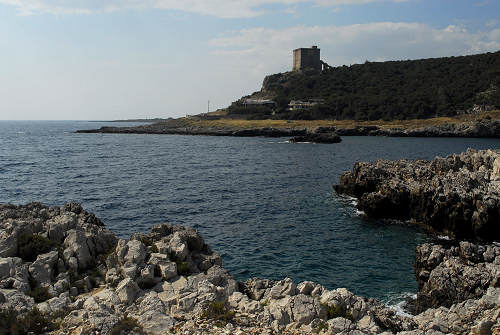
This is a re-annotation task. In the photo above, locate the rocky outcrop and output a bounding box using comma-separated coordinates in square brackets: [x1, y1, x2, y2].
[329, 119, 500, 138]
[334, 149, 500, 241]
[77, 124, 308, 138]
[77, 118, 500, 139]
[0, 203, 498, 334]
[413, 241, 500, 313]
[289, 133, 342, 144]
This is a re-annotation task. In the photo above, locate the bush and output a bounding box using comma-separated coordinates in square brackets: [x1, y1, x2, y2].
[0, 308, 18, 335]
[201, 301, 235, 322]
[176, 261, 190, 276]
[110, 316, 144, 335]
[314, 320, 328, 332]
[18, 234, 57, 262]
[0, 308, 59, 335]
[27, 285, 51, 303]
[321, 303, 353, 321]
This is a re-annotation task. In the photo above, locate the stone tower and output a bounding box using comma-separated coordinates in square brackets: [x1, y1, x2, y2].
[293, 46, 321, 71]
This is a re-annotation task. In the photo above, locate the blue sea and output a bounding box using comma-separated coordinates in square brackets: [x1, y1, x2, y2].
[2, 121, 500, 305]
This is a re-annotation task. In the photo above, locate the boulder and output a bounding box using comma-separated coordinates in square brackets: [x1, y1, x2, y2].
[116, 278, 140, 304]
[63, 230, 94, 270]
[122, 240, 147, 265]
[0, 257, 22, 280]
[414, 242, 499, 312]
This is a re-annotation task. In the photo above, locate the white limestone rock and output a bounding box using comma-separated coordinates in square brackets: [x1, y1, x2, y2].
[116, 278, 140, 304]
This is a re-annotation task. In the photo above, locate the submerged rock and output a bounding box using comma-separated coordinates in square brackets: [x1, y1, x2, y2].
[289, 133, 342, 144]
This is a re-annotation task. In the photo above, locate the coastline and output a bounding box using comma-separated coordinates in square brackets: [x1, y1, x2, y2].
[1, 149, 499, 334]
[76, 112, 500, 139]
[0, 203, 498, 335]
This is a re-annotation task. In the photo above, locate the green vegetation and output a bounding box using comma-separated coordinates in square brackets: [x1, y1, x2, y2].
[228, 51, 500, 121]
[0, 308, 60, 335]
[175, 110, 500, 133]
[226, 105, 275, 120]
[321, 303, 353, 321]
[201, 301, 235, 322]
[166, 250, 191, 276]
[134, 235, 158, 253]
[149, 244, 159, 254]
[110, 316, 144, 335]
[0, 308, 18, 335]
[314, 320, 329, 333]
[17, 234, 57, 262]
[87, 266, 105, 288]
[176, 261, 190, 276]
[27, 285, 51, 303]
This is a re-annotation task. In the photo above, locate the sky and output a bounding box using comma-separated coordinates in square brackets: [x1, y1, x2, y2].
[1, 0, 500, 120]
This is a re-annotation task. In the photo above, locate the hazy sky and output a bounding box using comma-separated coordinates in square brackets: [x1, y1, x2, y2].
[1, 0, 500, 120]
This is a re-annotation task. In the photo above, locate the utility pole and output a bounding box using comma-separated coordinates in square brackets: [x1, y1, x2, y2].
[208, 100, 210, 114]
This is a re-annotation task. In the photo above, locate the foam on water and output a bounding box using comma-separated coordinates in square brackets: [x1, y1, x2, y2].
[385, 292, 416, 317]
[355, 209, 365, 216]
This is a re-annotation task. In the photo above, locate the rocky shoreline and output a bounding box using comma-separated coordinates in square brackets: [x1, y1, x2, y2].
[334, 149, 500, 241]
[0, 202, 498, 335]
[76, 125, 309, 138]
[76, 118, 500, 139]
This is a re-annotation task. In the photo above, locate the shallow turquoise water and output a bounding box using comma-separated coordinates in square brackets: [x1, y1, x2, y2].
[2, 121, 500, 302]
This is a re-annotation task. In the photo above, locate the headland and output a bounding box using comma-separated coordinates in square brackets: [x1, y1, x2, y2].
[77, 50, 500, 140]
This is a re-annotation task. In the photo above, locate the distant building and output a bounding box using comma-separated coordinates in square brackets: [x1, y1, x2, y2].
[293, 46, 321, 71]
[288, 99, 324, 111]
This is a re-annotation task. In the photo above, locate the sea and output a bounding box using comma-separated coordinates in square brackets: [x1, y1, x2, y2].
[2, 120, 500, 308]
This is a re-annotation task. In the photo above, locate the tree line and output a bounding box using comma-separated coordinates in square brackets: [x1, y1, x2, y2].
[226, 51, 500, 120]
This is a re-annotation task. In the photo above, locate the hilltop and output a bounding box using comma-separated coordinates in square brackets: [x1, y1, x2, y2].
[78, 51, 500, 138]
[224, 50, 500, 121]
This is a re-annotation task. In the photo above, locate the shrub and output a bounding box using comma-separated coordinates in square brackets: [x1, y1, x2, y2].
[314, 320, 328, 333]
[0, 308, 18, 335]
[27, 285, 51, 303]
[0, 307, 59, 335]
[201, 301, 235, 322]
[176, 261, 190, 276]
[168, 251, 190, 276]
[149, 244, 159, 253]
[321, 303, 353, 321]
[18, 234, 57, 262]
[110, 316, 144, 335]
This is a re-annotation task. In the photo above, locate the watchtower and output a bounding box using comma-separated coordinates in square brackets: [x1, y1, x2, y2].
[293, 46, 321, 71]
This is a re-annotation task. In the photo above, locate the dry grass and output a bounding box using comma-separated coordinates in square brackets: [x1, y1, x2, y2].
[177, 110, 500, 131]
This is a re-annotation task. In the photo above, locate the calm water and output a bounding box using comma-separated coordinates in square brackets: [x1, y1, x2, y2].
[2, 121, 500, 303]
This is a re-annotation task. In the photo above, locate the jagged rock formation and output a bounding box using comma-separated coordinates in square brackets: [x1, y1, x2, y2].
[414, 241, 500, 314]
[0, 203, 498, 334]
[334, 149, 500, 241]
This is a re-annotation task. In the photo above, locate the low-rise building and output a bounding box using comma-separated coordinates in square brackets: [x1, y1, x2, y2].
[288, 99, 324, 110]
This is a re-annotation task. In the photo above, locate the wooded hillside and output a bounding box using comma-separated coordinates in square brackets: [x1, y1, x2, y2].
[228, 51, 500, 120]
